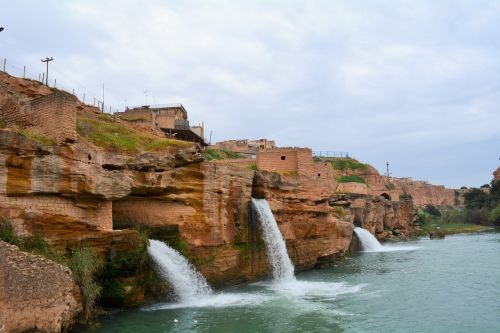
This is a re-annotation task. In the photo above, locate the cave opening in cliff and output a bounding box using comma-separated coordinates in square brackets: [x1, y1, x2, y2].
[380, 193, 391, 200]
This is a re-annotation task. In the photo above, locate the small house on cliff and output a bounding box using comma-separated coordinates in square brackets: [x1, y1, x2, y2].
[116, 104, 206, 145]
[256, 147, 332, 179]
[211, 138, 276, 157]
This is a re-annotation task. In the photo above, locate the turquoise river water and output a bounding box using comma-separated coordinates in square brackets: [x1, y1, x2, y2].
[91, 230, 500, 333]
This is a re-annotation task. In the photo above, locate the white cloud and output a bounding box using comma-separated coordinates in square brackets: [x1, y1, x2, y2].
[2, 0, 500, 187]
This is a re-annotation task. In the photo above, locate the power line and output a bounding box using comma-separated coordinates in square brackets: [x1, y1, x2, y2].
[41, 57, 54, 85]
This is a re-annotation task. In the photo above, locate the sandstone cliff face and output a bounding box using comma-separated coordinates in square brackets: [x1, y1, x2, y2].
[0, 241, 82, 333]
[331, 194, 417, 240]
[113, 162, 268, 286]
[336, 162, 457, 208]
[253, 171, 354, 270]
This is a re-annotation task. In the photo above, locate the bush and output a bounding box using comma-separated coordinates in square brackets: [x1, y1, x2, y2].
[0, 219, 18, 244]
[463, 189, 489, 210]
[423, 204, 441, 217]
[465, 208, 489, 225]
[399, 192, 413, 201]
[338, 175, 366, 184]
[331, 206, 347, 219]
[488, 203, 500, 225]
[385, 182, 395, 190]
[68, 246, 103, 323]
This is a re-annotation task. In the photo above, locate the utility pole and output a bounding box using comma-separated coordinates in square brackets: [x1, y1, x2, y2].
[144, 90, 149, 105]
[41, 57, 54, 85]
[385, 162, 392, 183]
[102, 84, 105, 113]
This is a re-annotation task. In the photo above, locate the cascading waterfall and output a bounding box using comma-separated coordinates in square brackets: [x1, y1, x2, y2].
[251, 198, 295, 281]
[353, 227, 384, 252]
[147, 239, 212, 301]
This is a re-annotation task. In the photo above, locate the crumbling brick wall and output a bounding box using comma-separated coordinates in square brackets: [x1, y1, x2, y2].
[28, 91, 77, 143]
[0, 89, 77, 144]
[0, 241, 82, 333]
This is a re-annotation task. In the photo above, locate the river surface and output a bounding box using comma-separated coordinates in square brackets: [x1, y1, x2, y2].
[91, 230, 500, 333]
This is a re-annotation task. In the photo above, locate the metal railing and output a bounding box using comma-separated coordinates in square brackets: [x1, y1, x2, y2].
[313, 151, 349, 158]
[126, 103, 184, 110]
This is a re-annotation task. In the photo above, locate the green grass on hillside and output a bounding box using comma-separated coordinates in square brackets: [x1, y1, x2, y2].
[18, 129, 57, 146]
[338, 175, 366, 184]
[204, 148, 243, 161]
[77, 115, 191, 153]
[329, 157, 368, 171]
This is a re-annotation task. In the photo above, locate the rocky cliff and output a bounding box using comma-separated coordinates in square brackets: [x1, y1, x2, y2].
[331, 158, 457, 207]
[0, 241, 81, 333]
[253, 171, 354, 269]
[0, 72, 420, 331]
[330, 194, 417, 240]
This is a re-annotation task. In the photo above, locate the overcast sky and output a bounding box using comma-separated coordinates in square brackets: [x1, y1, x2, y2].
[1, 0, 499, 188]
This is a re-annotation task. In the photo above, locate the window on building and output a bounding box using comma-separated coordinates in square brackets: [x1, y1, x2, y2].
[281, 156, 286, 160]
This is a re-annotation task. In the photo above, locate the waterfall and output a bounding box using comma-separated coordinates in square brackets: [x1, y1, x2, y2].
[354, 227, 384, 252]
[251, 198, 295, 281]
[147, 239, 212, 301]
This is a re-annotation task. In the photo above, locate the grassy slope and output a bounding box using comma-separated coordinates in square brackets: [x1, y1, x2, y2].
[76, 113, 192, 153]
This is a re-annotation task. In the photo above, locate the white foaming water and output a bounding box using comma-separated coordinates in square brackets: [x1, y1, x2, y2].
[147, 239, 212, 301]
[251, 198, 295, 281]
[354, 227, 419, 252]
[258, 279, 366, 300]
[144, 292, 272, 311]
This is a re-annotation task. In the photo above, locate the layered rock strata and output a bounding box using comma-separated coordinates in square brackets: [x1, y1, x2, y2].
[253, 171, 354, 269]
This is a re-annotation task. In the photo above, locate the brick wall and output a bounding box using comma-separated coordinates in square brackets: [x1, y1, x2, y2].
[0, 241, 81, 333]
[28, 91, 77, 143]
[315, 162, 333, 180]
[0, 195, 112, 231]
[0, 89, 77, 144]
[296, 149, 315, 177]
[257, 148, 318, 177]
[257, 149, 299, 173]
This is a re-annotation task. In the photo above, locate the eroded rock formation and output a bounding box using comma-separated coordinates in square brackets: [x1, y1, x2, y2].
[0, 241, 82, 333]
[331, 194, 417, 241]
[253, 171, 353, 269]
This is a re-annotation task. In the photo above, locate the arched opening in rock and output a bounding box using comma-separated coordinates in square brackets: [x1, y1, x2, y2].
[380, 192, 391, 200]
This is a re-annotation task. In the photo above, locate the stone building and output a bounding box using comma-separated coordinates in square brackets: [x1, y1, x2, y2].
[211, 138, 275, 157]
[117, 104, 206, 145]
[256, 147, 332, 179]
